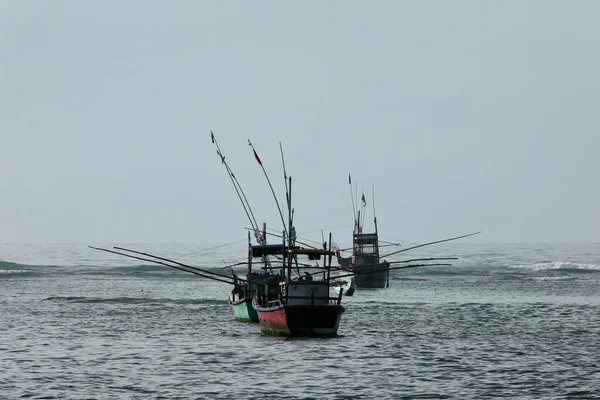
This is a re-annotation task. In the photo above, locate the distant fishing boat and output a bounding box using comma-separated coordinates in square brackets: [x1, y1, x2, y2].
[335, 175, 482, 288]
[335, 177, 390, 289]
[333, 274, 356, 296]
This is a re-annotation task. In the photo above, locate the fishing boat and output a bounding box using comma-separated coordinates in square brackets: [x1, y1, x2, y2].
[333, 274, 356, 296]
[229, 240, 285, 322]
[252, 246, 345, 336]
[229, 271, 275, 322]
[335, 176, 481, 288]
[335, 179, 390, 289]
[245, 140, 345, 336]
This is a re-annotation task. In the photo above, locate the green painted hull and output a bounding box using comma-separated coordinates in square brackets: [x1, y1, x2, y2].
[231, 298, 259, 322]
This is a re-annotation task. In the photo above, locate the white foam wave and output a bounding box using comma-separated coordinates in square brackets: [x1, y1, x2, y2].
[510, 261, 600, 271]
[0, 269, 29, 274]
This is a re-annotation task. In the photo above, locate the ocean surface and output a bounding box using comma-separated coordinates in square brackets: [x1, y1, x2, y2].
[1, 242, 600, 399]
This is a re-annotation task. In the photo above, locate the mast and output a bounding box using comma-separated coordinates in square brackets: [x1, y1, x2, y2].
[372, 185, 378, 234]
[373, 185, 379, 260]
[286, 176, 293, 300]
[247, 230, 252, 294]
[326, 232, 332, 282]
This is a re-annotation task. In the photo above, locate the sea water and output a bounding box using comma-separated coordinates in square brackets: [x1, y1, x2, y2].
[1, 242, 599, 399]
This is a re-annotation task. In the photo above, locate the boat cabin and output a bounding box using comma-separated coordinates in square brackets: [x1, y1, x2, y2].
[353, 232, 380, 266]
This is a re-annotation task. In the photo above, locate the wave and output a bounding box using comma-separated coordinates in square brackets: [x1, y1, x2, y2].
[0, 260, 66, 277]
[44, 296, 228, 305]
[509, 261, 600, 273]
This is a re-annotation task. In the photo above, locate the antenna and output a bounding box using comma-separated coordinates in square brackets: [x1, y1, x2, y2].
[349, 173, 357, 230]
[372, 185, 377, 234]
[280, 142, 289, 207]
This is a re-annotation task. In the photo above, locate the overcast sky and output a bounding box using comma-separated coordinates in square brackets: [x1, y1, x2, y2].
[1, 1, 598, 244]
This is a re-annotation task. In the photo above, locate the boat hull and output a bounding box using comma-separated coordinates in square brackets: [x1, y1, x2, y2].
[255, 304, 344, 336]
[230, 297, 258, 322]
[354, 261, 390, 288]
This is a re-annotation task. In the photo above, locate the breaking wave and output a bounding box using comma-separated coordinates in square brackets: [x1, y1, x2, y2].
[509, 261, 600, 273]
[0, 260, 65, 276]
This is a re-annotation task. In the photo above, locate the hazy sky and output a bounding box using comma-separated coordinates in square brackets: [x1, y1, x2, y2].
[1, 1, 598, 244]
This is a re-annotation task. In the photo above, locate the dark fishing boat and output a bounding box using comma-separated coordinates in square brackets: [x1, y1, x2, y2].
[335, 176, 482, 289]
[335, 178, 390, 289]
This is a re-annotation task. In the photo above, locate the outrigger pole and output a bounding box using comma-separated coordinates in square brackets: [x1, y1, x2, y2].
[300, 256, 458, 276]
[89, 246, 238, 285]
[211, 131, 262, 242]
[381, 231, 482, 259]
[335, 262, 453, 281]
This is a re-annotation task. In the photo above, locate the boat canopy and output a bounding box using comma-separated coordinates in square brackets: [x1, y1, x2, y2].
[251, 244, 299, 257]
[287, 248, 335, 260]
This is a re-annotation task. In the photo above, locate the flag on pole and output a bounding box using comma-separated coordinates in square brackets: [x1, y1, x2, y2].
[362, 193, 366, 206]
[211, 131, 215, 143]
[253, 149, 262, 166]
[349, 173, 351, 184]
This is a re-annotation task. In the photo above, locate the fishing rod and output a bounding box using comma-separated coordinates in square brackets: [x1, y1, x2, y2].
[114, 246, 239, 281]
[178, 238, 248, 258]
[219, 262, 248, 269]
[89, 246, 238, 285]
[379, 239, 402, 245]
[219, 261, 254, 269]
[335, 263, 453, 280]
[248, 139, 288, 238]
[381, 231, 481, 259]
[211, 131, 262, 241]
[337, 257, 458, 272]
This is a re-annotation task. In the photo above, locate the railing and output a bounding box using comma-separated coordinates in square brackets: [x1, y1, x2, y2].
[256, 287, 344, 307]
